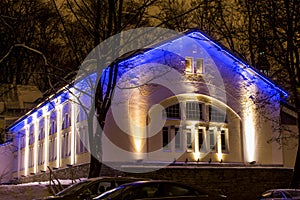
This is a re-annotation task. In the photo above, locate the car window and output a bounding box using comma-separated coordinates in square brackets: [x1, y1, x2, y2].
[122, 183, 160, 199]
[272, 191, 283, 198]
[285, 190, 300, 197]
[56, 180, 91, 196]
[160, 182, 201, 197]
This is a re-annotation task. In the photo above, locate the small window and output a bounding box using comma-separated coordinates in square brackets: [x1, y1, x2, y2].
[164, 104, 181, 119]
[209, 129, 215, 151]
[186, 130, 192, 150]
[195, 59, 203, 73]
[186, 102, 203, 120]
[185, 57, 193, 73]
[62, 114, 71, 129]
[198, 128, 206, 152]
[162, 127, 170, 150]
[221, 130, 227, 152]
[175, 127, 182, 151]
[39, 128, 44, 140]
[209, 106, 227, 122]
[50, 121, 56, 135]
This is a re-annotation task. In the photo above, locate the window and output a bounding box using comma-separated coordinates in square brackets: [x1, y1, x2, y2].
[185, 57, 193, 73]
[209, 106, 227, 122]
[21, 135, 26, 149]
[221, 129, 228, 152]
[186, 130, 192, 150]
[62, 114, 71, 130]
[164, 104, 181, 119]
[209, 129, 216, 151]
[76, 127, 88, 154]
[185, 57, 204, 74]
[39, 127, 44, 140]
[195, 59, 203, 73]
[29, 147, 34, 167]
[186, 102, 203, 120]
[38, 143, 44, 165]
[49, 138, 57, 162]
[175, 127, 182, 151]
[50, 120, 56, 135]
[162, 127, 170, 150]
[198, 128, 205, 152]
[29, 131, 34, 145]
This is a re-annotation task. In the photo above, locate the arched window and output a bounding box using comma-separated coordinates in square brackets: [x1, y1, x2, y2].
[163, 104, 181, 119]
[209, 106, 227, 122]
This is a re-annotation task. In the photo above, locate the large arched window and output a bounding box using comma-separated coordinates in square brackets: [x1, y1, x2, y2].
[161, 100, 229, 155]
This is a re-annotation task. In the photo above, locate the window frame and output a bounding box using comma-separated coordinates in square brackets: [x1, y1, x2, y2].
[185, 101, 204, 121]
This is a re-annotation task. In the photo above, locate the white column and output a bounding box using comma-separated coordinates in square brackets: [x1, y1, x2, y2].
[56, 105, 62, 168]
[33, 113, 39, 173]
[17, 133, 21, 179]
[24, 124, 29, 176]
[71, 101, 76, 165]
[44, 111, 49, 171]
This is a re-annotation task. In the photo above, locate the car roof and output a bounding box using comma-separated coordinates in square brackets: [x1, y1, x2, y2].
[267, 189, 300, 192]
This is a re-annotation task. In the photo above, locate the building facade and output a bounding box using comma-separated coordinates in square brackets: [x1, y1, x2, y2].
[7, 29, 295, 179]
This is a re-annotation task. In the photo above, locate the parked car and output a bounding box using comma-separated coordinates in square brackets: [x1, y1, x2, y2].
[258, 189, 300, 199]
[38, 176, 149, 200]
[93, 180, 227, 200]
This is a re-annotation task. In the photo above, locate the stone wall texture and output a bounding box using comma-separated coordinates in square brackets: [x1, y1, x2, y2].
[19, 163, 293, 200]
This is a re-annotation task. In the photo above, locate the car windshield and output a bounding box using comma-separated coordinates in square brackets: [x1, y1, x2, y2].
[94, 185, 126, 199]
[285, 190, 300, 197]
[56, 180, 91, 196]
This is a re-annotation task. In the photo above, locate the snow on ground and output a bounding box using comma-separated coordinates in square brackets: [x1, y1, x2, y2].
[0, 179, 86, 200]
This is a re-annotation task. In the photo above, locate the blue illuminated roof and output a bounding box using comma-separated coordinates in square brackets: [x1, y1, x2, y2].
[7, 28, 288, 132]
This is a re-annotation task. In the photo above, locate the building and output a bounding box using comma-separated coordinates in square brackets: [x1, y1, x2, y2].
[6, 29, 297, 180]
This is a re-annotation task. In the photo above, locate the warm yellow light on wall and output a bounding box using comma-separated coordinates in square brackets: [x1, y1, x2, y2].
[193, 152, 200, 162]
[129, 92, 146, 160]
[244, 105, 256, 162]
[217, 132, 223, 162]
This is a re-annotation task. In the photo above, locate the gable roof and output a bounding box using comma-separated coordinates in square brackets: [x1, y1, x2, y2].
[7, 28, 288, 131]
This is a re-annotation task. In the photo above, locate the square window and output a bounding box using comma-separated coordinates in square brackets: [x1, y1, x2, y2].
[195, 59, 203, 73]
[164, 104, 181, 119]
[186, 102, 203, 120]
[185, 57, 193, 73]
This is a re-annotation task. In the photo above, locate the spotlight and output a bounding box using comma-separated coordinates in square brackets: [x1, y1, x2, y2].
[249, 161, 256, 165]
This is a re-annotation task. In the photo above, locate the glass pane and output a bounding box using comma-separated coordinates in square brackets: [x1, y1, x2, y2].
[195, 59, 203, 73]
[186, 102, 202, 120]
[186, 131, 192, 150]
[175, 128, 181, 150]
[185, 57, 193, 73]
